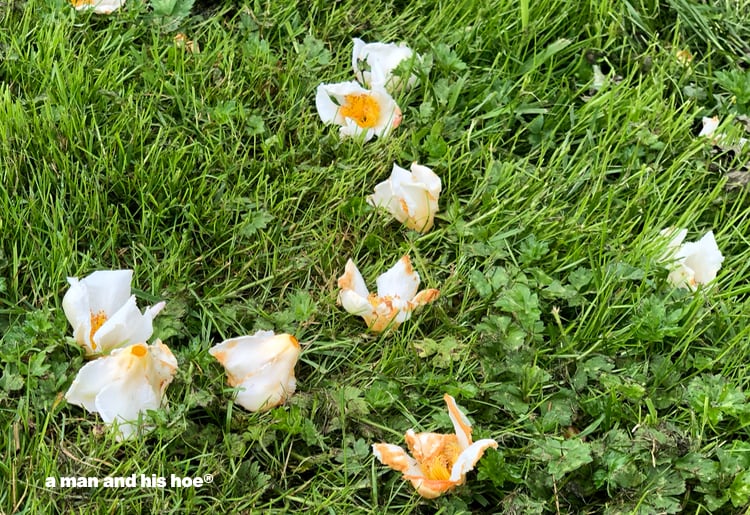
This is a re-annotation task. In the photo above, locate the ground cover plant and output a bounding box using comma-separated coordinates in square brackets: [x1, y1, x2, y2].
[2, 0, 750, 512]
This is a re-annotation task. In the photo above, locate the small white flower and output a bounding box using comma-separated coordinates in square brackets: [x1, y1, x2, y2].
[660, 228, 724, 289]
[209, 331, 301, 412]
[70, 0, 124, 14]
[352, 38, 419, 91]
[65, 340, 178, 440]
[699, 116, 721, 138]
[699, 116, 749, 152]
[62, 270, 165, 356]
[368, 163, 441, 233]
[372, 394, 498, 498]
[337, 255, 439, 332]
[315, 81, 402, 141]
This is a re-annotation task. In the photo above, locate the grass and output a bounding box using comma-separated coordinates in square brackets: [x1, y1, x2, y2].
[2, 0, 750, 513]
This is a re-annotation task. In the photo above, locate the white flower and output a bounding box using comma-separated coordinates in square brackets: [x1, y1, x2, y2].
[70, 0, 124, 14]
[660, 228, 724, 289]
[337, 255, 439, 332]
[699, 116, 721, 138]
[65, 340, 178, 440]
[315, 81, 402, 141]
[352, 38, 418, 91]
[372, 394, 498, 498]
[699, 116, 749, 152]
[209, 331, 301, 412]
[367, 163, 441, 233]
[62, 270, 165, 356]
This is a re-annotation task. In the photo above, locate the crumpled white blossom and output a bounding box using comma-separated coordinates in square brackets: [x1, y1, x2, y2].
[352, 38, 419, 92]
[209, 330, 301, 412]
[70, 0, 124, 14]
[660, 228, 724, 289]
[315, 81, 402, 141]
[65, 340, 178, 440]
[367, 163, 441, 233]
[337, 255, 439, 332]
[62, 270, 165, 356]
[699, 116, 749, 152]
[372, 394, 498, 498]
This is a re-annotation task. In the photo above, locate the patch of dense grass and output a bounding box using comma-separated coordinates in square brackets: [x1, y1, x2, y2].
[2, 0, 750, 513]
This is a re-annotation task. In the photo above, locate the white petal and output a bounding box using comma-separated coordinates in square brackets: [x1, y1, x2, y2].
[367, 179, 406, 223]
[315, 84, 342, 124]
[352, 39, 417, 90]
[77, 270, 133, 316]
[235, 369, 297, 412]
[376, 255, 420, 300]
[410, 163, 442, 197]
[448, 439, 498, 482]
[65, 356, 123, 413]
[683, 231, 724, 285]
[96, 379, 159, 440]
[93, 296, 156, 353]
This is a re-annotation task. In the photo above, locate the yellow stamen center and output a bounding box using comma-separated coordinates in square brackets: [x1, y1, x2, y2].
[71, 0, 95, 6]
[131, 345, 147, 357]
[420, 436, 461, 481]
[339, 93, 380, 128]
[89, 311, 108, 350]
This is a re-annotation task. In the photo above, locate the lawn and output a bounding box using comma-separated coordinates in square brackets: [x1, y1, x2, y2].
[2, 0, 750, 513]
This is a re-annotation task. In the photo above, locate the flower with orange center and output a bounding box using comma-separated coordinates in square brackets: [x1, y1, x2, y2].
[372, 394, 498, 498]
[337, 255, 439, 332]
[209, 331, 301, 412]
[65, 340, 178, 440]
[70, 0, 124, 14]
[315, 81, 402, 141]
[62, 270, 165, 356]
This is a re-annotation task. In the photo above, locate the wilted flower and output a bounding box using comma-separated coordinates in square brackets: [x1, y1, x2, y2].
[62, 270, 165, 356]
[352, 38, 418, 91]
[65, 340, 178, 440]
[174, 33, 200, 54]
[70, 0, 124, 14]
[337, 255, 439, 332]
[699, 116, 721, 138]
[699, 116, 749, 152]
[367, 163, 441, 233]
[675, 49, 693, 66]
[315, 81, 402, 141]
[209, 331, 301, 412]
[372, 394, 498, 498]
[660, 228, 724, 289]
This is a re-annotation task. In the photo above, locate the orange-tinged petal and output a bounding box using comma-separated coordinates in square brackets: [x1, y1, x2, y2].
[444, 394, 473, 449]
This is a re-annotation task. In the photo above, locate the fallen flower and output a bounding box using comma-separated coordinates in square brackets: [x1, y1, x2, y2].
[70, 0, 124, 14]
[660, 228, 724, 289]
[62, 270, 165, 357]
[372, 394, 498, 498]
[337, 255, 439, 332]
[315, 81, 402, 141]
[367, 163, 441, 233]
[209, 330, 300, 412]
[699, 116, 749, 152]
[352, 38, 418, 91]
[65, 340, 178, 440]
